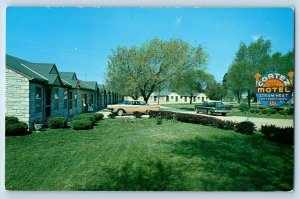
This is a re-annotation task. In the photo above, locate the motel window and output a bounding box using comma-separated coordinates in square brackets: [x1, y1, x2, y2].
[35, 87, 42, 113]
[74, 93, 77, 108]
[202, 97, 205, 102]
[175, 96, 178, 102]
[166, 96, 169, 102]
[193, 97, 196, 102]
[64, 89, 68, 108]
[69, 91, 73, 109]
[154, 96, 157, 101]
[53, 88, 59, 110]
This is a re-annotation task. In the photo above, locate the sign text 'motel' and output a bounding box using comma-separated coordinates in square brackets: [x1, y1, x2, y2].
[254, 71, 294, 107]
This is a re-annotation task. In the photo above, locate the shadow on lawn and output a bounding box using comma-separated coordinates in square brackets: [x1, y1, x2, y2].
[171, 135, 294, 191]
[76, 159, 186, 191]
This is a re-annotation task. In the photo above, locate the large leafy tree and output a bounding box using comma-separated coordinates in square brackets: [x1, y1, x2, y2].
[205, 81, 225, 101]
[226, 38, 272, 106]
[105, 38, 208, 103]
[170, 70, 212, 104]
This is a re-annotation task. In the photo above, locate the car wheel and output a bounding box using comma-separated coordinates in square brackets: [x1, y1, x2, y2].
[207, 109, 212, 115]
[117, 109, 124, 116]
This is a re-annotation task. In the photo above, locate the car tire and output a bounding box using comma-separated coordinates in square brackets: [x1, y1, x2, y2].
[117, 109, 124, 116]
[207, 109, 212, 115]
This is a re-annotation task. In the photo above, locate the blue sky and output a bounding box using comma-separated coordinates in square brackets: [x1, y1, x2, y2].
[6, 7, 294, 83]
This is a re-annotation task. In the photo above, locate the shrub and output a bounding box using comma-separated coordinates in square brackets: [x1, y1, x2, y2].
[5, 116, 19, 125]
[287, 108, 294, 115]
[278, 109, 287, 115]
[47, 117, 68, 129]
[235, 121, 255, 135]
[239, 103, 249, 113]
[72, 119, 93, 130]
[73, 114, 96, 123]
[249, 108, 260, 114]
[108, 113, 116, 119]
[133, 111, 143, 118]
[156, 116, 163, 125]
[267, 108, 277, 115]
[261, 125, 294, 145]
[6, 122, 29, 136]
[93, 113, 104, 121]
[261, 109, 269, 114]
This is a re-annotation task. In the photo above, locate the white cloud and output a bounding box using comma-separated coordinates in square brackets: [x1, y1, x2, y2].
[252, 34, 261, 41]
[175, 16, 182, 29]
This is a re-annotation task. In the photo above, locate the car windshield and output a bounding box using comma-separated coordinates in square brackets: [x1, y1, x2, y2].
[122, 101, 130, 105]
[216, 102, 224, 107]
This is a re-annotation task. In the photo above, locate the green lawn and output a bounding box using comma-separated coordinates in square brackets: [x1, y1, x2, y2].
[6, 118, 293, 191]
[162, 103, 294, 119]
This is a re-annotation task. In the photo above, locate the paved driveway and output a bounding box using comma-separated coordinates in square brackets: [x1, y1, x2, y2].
[98, 107, 293, 129]
[159, 106, 294, 129]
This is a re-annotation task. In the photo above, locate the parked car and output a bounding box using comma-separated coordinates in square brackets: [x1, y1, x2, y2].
[194, 100, 232, 116]
[107, 100, 160, 116]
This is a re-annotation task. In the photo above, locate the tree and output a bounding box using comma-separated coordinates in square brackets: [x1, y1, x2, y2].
[170, 70, 212, 104]
[226, 38, 272, 106]
[105, 38, 208, 103]
[226, 61, 249, 103]
[205, 81, 224, 101]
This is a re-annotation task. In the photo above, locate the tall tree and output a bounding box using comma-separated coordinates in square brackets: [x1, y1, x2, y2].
[105, 38, 208, 103]
[226, 61, 249, 103]
[170, 70, 212, 104]
[226, 37, 272, 106]
[205, 81, 225, 101]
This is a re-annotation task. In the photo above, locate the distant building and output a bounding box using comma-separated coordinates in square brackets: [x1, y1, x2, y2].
[125, 91, 209, 104]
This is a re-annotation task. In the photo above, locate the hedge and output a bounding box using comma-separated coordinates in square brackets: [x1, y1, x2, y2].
[261, 125, 294, 145]
[93, 113, 104, 121]
[72, 114, 96, 123]
[71, 119, 93, 130]
[5, 116, 29, 136]
[148, 111, 236, 130]
[235, 121, 255, 135]
[47, 117, 68, 129]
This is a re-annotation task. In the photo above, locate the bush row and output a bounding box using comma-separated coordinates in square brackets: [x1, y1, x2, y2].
[47, 113, 104, 130]
[5, 116, 29, 136]
[239, 103, 293, 115]
[71, 113, 104, 130]
[148, 111, 254, 134]
[261, 125, 294, 146]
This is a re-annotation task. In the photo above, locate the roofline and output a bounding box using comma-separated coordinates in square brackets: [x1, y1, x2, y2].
[6, 65, 33, 80]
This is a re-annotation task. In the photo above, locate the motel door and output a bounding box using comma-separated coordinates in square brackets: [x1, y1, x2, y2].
[82, 94, 88, 113]
[45, 87, 51, 117]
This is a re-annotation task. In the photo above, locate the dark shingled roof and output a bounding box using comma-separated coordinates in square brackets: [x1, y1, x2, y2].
[78, 80, 98, 91]
[59, 72, 79, 88]
[6, 54, 63, 86]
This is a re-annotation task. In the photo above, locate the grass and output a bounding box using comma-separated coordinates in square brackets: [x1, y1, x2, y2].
[6, 118, 293, 191]
[163, 103, 294, 119]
